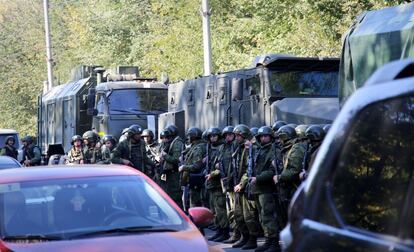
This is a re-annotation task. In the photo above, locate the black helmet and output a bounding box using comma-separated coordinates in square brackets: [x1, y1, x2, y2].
[142, 129, 154, 138]
[323, 124, 331, 134]
[186, 127, 203, 140]
[22, 135, 34, 144]
[166, 124, 179, 137]
[222, 126, 234, 136]
[207, 127, 221, 138]
[5, 136, 15, 145]
[250, 127, 259, 136]
[306, 125, 325, 142]
[102, 135, 117, 145]
[257, 126, 274, 138]
[277, 125, 297, 142]
[82, 130, 98, 142]
[160, 129, 173, 139]
[286, 123, 298, 129]
[295, 124, 309, 138]
[121, 127, 130, 135]
[129, 124, 143, 135]
[202, 130, 209, 141]
[71, 135, 82, 145]
[233, 124, 251, 139]
[271, 120, 287, 132]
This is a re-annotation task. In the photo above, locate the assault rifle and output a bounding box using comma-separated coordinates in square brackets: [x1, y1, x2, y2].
[246, 143, 254, 200]
[231, 145, 240, 205]
[219, 160, 231, 211]
[179, 144, 189, 212]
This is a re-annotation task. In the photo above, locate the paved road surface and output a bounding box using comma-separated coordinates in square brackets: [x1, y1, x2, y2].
[205, 228, 265, 252]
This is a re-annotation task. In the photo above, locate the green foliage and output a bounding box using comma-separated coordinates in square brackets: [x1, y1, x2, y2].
[0, 0, 410, 136]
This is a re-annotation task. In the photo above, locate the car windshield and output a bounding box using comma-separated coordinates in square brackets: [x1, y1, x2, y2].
[107, 89, 167, 115]
[269, 70, 338, 97]
[0, 176, 187, 241]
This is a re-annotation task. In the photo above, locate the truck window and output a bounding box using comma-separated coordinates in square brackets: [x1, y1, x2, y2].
[96, 94, 105, 115]
[107, 89, 167, 115]
[330, 95, 414, 237]
[269, 71, 338, 97]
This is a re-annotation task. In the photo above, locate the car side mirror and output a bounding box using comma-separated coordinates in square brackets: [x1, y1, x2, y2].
[86, 88, 96, 116]
[231, 78, 243, 101]
[188, 207, 214, 228]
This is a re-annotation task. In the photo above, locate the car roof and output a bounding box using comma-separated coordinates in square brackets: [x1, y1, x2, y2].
[0, 165, 141, 184]
[0, 156, 22, 168]
[0, 129, 18, 135]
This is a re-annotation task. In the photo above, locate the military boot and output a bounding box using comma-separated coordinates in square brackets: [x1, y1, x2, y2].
[241, 235, 257, 250]
[208, 229, 222, 241]
[232, 233, 249, 248]
[214, 228, 230, 242]
[255, 237, 271, 252]
[264, 239, 281, 252]
[223, 229, 241, 244]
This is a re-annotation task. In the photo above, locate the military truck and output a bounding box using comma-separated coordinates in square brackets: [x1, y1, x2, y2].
[38, 66, 168, 155]
[159, 54, 339, 136]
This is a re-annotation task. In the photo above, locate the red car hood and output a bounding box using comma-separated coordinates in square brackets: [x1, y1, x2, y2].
[4, 229, 209, 252]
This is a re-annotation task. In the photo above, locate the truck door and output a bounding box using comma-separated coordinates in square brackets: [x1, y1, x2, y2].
[216, 76, 231, 128]
[47, 102, 55, 144]
[62, 98, 74, 152]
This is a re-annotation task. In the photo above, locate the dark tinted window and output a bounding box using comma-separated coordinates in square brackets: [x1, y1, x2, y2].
[246, 75, 261, 96]
[331, 96, 414, 237]
[269, 71, 338, 97]
[108, 89, 167, 115]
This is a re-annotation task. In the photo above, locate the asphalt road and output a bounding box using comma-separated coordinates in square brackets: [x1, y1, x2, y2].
[205, 228, 265, 252]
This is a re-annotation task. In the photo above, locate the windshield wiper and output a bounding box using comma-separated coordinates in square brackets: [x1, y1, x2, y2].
[3, 234, 63, 241]
[69, 226, 177, 239]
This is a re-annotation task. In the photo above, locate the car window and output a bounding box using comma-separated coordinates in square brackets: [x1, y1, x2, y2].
[0, 176, 186, 239]
[330, 95, 414, 237]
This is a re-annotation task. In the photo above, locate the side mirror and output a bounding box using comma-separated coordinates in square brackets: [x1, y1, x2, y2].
[231, 78, 243, 101]
[86, 88, 96, 116]
[188, 207, 214, 228]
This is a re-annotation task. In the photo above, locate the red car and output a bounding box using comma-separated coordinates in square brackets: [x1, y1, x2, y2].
[0, 165, 219, 252]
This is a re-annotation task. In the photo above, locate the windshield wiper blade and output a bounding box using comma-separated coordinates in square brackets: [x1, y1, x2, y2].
[70, 226, 177, 239]
[3, 234, 63, 241]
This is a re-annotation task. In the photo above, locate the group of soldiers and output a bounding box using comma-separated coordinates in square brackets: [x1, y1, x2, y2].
[0, 121, 329, 252]
[0, 135, 41, 166]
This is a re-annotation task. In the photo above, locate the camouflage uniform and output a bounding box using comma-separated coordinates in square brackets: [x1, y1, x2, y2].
[181, 139, 206, 207]
[160, 136, 184, 208]
[22, 143, 41, 166]
[111, 138, 154, 176]
[83, 146, 102, 164]
[66, 147, 84, 164]
[0, 136, 18, 160]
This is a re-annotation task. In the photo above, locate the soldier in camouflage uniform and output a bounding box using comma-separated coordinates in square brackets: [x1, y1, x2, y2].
[179, 127, 206, 208]
[21, 136, 41, 166]
[232, 124, 260, 250]
[250, 126, 280, 252]
[205, 127, 230, 242]
[82, 131, 102, 164]
[111, 125, 155, 177]
[158, 127, 184, 208]
[66, 135, 85, 165]
[299, 125, 325, 181]
[142, 129, 160, 164]
[274, 125, 306, 228]
[0, 136, 18, 159]
[100, 135, 117, 164]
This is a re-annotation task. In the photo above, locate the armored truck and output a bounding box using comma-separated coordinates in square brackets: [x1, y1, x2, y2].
[38, 66, 168, 155]
[159, 55, 339, 136]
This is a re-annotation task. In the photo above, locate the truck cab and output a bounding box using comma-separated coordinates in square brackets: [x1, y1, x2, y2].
[281, 58, 414, 252]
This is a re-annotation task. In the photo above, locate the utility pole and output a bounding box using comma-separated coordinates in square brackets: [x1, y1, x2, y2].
[43, 0, 54, 91]
[201, 0, 212, 76]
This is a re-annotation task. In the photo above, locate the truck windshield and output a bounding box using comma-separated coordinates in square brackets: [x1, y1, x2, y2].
[269, 70, 338, 97]
[107, 89, 167, 115]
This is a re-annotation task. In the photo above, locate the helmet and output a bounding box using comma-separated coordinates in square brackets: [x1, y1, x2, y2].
[233, 124, 251, 139]
[121, 127, 130, 135]
[71, 135, 82, 145]
[22, 136, 34, 144]
[186, 127, 203, 140]
[250, 127, 259, 136]
[257, 126, 274, 138]
[102, 135, 117, 145]
[207, 127, 221, 138]
[82, 131, 98, 142]
[277, 125, 297, 142]
[271, 121, 287, 132]
[166, 124, 179, 137]
[222, 126, 234, 136]
[142, 129, 154, 138]
[286, 123, 297, 129]
[295, 124, 309, 138]
[5, 136, 15, 144]
[128, 124, 143, 135]
[202, 130, 209, 141]
[306, 125, 325, 142]
[323, 124, 331, 134]
[160, 129, 173, 139]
